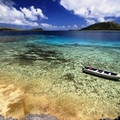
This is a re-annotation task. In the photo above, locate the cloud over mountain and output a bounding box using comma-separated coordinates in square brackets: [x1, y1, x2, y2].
[60, 0, 120, 25]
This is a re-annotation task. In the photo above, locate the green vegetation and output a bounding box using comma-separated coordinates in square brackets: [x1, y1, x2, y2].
[80, 22, 120, 30]
[0, 27, 43, 31]
[0, 27, 20, 31]
[29, 28, 43, 31]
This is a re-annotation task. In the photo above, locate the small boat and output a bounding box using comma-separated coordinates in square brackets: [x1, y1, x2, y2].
[82, 66, 120, 80]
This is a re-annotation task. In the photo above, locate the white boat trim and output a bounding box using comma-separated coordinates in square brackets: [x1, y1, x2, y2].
[82, 66, 120, 80]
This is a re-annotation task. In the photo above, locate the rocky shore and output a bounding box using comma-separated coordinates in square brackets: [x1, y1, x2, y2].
[0, 114, 120, 120]
[0, 114, 58, 120]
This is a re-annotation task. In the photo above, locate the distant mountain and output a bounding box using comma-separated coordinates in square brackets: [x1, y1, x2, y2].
[0, 27, 21, 31]
[0, 27, 43, 32]
[80, 22, 120, 31]
[29, 28, 43, 31]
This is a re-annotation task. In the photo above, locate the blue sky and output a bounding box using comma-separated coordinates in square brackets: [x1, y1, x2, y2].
[0, 0, 120, 30]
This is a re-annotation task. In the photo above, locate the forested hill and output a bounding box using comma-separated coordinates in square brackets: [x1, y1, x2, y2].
[0, 27, 20, 31]
[29, 28, 43, 31]
[80, 22, 120, 30]
[0, 27, 43, 31]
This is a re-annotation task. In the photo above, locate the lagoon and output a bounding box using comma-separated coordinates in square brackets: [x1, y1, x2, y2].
[0, 31, 120, 120]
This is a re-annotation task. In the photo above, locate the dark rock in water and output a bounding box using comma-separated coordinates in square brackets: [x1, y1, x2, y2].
[114, 116, 120, 120]
[14, 44, 68, 66]
[0, 115, 4, 120]
[24, 114, 59, 120]
[62, 73, 75, 82]
[100, 116, 120, 120]
[0, 115, 18, 120]
[6, 117, 18, 120]
[0, 114, 58, 120]
[100, 118, 112, 120]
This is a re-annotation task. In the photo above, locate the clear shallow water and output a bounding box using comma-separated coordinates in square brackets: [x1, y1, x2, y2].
[0, 31, 120, 82]
[0, 31, 120, 47]
[0, 31, 120, 119]
[0, 31, 120, 79]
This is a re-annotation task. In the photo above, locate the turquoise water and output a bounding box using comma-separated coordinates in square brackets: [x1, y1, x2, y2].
[33, 31, 120, 47]
[0, 31, 120, 47]
[0, 31, 120, 72]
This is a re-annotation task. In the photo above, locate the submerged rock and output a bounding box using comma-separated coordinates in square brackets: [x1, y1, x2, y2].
[0, 114, 59, 120]
[0, 115, 18, 120]
[100, 116, 120, 120]
[24, 114, 59, 120]
[0, 115, 4, 120]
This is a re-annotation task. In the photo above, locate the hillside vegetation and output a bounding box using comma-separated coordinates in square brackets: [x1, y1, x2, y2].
[0, 27, 43, 31]
[0, 27, 20, 31]
[29, 28, 43, 31]
[80, 22, 120, 30]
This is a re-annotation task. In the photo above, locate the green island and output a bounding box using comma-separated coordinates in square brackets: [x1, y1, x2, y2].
[0, 27, 43, 32]
[80, 22, 120, 31]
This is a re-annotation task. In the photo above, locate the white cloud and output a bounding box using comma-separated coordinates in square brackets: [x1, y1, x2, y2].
[40, 23, 66, 30]
[86, 19, 96, 26]
[73, 24, 78, 28]
[0, 0, 47, 27]
[39, 23, 79, 30]
[60, 0, 120, 25]
[68, 25, 71, 28]
[67, 24, 79, 30]
[20, 6, 48, 21]
[40, 23, 53, 28]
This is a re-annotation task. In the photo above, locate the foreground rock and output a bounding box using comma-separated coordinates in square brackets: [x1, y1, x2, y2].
[100, 116, 120, 120]
[24, 114, 58, 120]
[0, 114, 120, 120]
[0, 114, 59, 120]
[0, 115, 18, 120]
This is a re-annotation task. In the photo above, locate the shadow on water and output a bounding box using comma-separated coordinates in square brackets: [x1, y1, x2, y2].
[13, 44, 68, 65]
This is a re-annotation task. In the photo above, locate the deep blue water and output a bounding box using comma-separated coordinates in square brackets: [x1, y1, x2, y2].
[0, 31, 120, 48]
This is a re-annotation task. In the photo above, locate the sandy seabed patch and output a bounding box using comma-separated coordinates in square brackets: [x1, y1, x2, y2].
[0, 71, 119, 120]
[0, 84, 25, 119]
